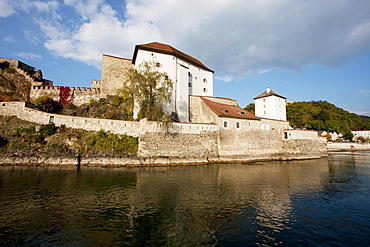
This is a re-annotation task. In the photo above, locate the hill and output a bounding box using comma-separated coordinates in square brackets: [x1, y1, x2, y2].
[244, 101, 370, 133]
[287, 101, 370, 132]
[0, 62, 31, 102]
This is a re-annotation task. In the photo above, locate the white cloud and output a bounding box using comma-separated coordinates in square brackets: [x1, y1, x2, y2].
[0, 0, 16, 17]
[26, 0, 370, 80]
[3, 36, 15, 42]
[15, 52, 42, 60]
[359, 90, 370, 96]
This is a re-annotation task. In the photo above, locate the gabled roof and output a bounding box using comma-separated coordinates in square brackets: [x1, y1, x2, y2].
[254, 88, 286, 100]
[132, 42, 214, 73]
[201, 97, 260, 120]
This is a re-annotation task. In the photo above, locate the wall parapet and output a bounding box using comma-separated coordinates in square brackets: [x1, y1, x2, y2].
[0, 101, 140, 137]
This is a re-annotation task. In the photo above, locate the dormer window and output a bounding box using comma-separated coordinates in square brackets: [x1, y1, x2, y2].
[239, 111, 245, 115]
[222, 110, 229, 114]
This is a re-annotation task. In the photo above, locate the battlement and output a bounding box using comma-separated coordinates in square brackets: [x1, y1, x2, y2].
[32, 86, 99, 92]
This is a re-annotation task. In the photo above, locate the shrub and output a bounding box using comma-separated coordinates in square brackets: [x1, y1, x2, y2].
[33, 95, 62, 113]
[86, 130, 138, 154]
[39, 123, 57, 137]
[0, 61, 10, 70]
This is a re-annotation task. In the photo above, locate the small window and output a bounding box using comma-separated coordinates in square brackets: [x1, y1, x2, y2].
[222, 110, 229, 114]
[165, 75, 169, 80]
[203, 78, 208, 83]
[264, 111, 266, 115]
[49, 116, 54, 124]
[156, 62, 162, 67]
[1, 103, 5, 106]
[189, 83, 192, 87]
[239, 111, 245, 115]
[203, 88, 208, 92]
[223, 120, 228, 128]
[236, 121, 241, 129]
[263, 105, 266, 108]
[263, 99, 265, 102]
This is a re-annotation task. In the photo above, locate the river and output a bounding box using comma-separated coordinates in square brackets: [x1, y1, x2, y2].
[1, 152, 370, 246]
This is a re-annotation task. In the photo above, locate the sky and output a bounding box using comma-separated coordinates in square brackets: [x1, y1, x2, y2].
[1, 0, 370, 116]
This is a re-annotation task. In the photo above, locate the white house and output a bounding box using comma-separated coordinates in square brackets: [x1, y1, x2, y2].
[132, 42, 214, 122]
[254, 88, 287, 121]
[352, 130, 370, 141]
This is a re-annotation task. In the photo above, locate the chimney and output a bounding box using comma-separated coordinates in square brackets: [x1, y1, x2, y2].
[266, 87, 271, 93]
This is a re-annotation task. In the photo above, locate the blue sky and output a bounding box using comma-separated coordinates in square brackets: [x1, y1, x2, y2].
[1, 0, 370, 116]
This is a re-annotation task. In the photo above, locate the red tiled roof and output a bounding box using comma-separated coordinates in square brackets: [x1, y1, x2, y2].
[254, 88, 286, 100]
[201, 97, 260, 120]
[132, 42, 213, 73]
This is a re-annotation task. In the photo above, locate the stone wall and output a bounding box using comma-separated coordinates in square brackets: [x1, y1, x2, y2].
[217, 117, 291, 158]
[30, 86, 101, 106]
[282, 139, 327, 158]
[0, 101, 327, 162]
[100, 54, 133, 96]
[139, 132, 219, 158]
[0, 102, 140, 136]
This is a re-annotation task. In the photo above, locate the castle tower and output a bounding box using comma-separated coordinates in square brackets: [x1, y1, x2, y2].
[254, 88, 287, 121]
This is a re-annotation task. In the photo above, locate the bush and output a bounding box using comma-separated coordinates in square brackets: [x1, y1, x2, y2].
[0, 61, 10, 70]
[39, 123, 57, 137]
[33, 95, 62, 113]
[86, 130, 138, 154]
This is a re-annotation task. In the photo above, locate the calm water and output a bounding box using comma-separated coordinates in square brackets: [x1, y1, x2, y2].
[1, 152, 370, 246]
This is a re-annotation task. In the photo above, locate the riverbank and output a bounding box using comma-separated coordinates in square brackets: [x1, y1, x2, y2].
[0, 153, 326, 167]
[326, 142, 370, 152]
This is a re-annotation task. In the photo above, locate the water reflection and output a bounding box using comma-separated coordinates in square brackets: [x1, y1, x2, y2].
[0, 152, 370, 246]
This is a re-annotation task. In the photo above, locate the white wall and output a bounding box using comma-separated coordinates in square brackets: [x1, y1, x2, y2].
[255, 95, 286, 121]
[134, 49, 213, 122]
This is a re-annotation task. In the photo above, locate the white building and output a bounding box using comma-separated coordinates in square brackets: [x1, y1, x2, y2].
[254, 88, 287, 121]
[132, 42, 214, 122]
[352, 130, 370, 141]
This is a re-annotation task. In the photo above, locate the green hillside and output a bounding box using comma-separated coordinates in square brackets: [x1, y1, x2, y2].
[287, 101, 370, 132]
[245, 101, 370, 132]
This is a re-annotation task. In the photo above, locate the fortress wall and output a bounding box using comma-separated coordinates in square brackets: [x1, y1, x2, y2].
[0, 102, 327, 161]
[282, 139, 327, 158]
[0, 102, 140, 136]
[138, 131, 219, 158]
[30, 86, 101, 106]
[217, 118, 290, 158]
[101, 55, 133, 96]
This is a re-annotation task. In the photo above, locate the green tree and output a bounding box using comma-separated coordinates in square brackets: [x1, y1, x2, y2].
[244, 103, 255, 115]
[32, 95, 62, 113]
[124, 61, 173, 121]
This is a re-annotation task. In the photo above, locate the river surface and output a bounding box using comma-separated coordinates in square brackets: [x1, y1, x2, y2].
[1, 152, 370, 246]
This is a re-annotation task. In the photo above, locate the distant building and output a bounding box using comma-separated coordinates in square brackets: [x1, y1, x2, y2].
[254, 88, 287, 121]
[352, 130, 370, 141]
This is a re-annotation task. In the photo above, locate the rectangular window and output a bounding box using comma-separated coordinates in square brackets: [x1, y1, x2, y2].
[203, 88, 208, 92]
[203, 78, 208, 83]
[49, 116, 54, 124]
[236, 121, 241, 129]
[223, 120, 228, 128]
[156, 62, 162, 67]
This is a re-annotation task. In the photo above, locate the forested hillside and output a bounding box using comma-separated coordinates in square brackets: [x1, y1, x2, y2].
[287, 101, 370, 132]
[245, 101, 370, 132]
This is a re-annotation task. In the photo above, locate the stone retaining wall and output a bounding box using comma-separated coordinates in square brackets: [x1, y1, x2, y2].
[0, 101, 328, 164]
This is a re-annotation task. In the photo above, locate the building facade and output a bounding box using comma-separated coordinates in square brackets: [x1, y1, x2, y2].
[132, 42, 214, 122]
[254, 88, 287, 121]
